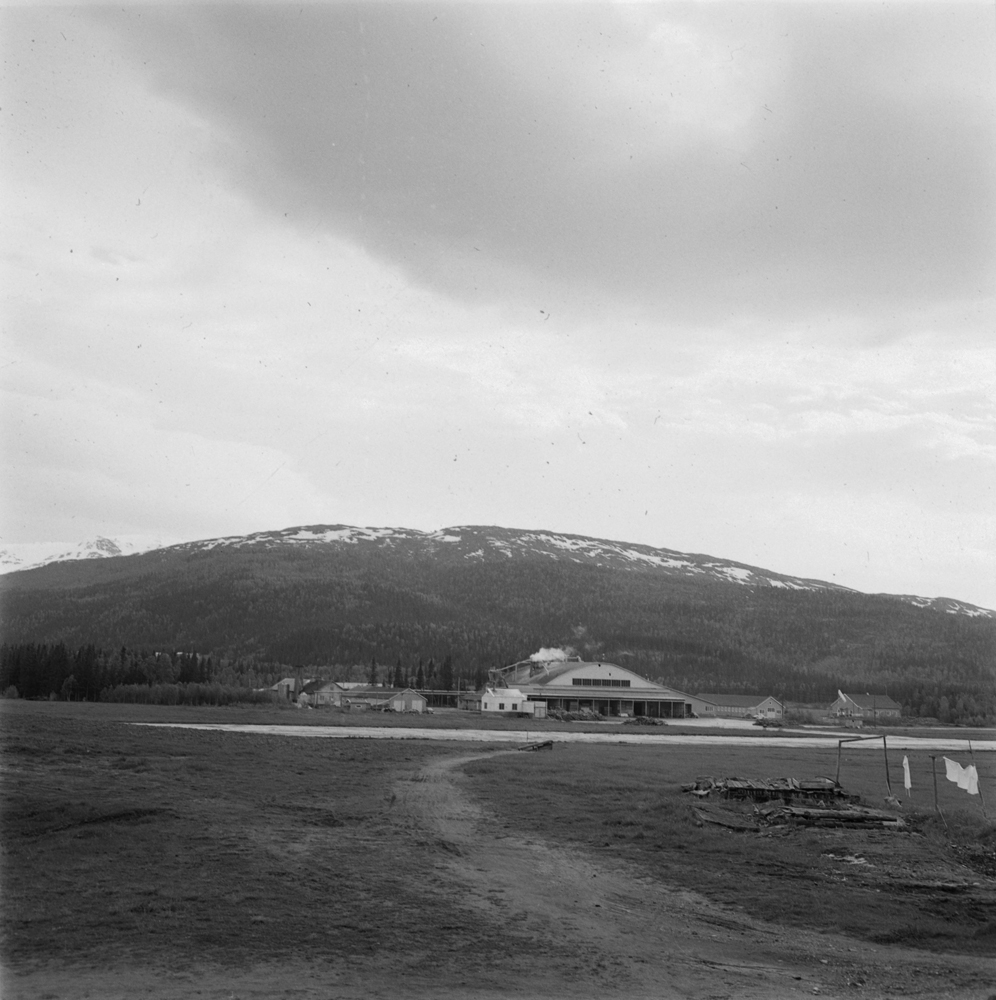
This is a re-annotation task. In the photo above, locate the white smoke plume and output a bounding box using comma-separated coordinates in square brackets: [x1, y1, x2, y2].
[529, 646, 575, 662]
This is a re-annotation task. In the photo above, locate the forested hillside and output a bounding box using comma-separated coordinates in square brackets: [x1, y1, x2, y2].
[1, 525, 993, 722]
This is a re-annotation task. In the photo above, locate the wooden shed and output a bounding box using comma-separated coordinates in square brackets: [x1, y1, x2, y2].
[385, 688, 427, 713]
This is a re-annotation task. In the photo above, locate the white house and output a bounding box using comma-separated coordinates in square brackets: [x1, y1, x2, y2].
[299, 679, 345, 707]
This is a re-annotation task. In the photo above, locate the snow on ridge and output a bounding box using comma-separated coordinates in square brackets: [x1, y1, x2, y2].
[944, 602, 992, 619]
[891, 594, 994, 619]
[766, 578, 813, 591]
[617, 547, 694, 570]
[705, 564, 754, 584]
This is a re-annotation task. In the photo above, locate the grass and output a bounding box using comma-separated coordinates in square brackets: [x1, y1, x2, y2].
[462, 741, 996, 954]
[2, 699, 993, 981]
[0, 702, 540, 976]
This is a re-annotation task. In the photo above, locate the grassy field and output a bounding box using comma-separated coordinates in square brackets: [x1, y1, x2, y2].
[2, 700, 994, 998]
[463, 742, 996, 954]
[0, 702, 535, 977]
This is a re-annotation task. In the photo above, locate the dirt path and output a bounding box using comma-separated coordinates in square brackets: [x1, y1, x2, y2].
[390, 749, 996, 1000]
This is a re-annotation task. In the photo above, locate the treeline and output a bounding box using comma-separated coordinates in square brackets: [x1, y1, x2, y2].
[0, 643, 487, 705]
[0, 643, 239, 702]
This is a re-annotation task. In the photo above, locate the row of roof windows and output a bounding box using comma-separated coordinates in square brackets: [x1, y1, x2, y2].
[572, 678, 631, 687]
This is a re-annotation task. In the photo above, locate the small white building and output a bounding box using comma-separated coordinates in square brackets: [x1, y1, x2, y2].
[481, 687, 546, 717]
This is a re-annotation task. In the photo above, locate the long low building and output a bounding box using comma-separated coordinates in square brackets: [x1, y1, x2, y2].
[490, 657, 694, 718]
[690, 693, 784, 719]
[829, 691, 902, 720]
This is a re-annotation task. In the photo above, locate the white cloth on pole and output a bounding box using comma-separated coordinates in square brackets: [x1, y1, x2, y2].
[902, 755, 911, 792]
[965, 764, 979, 796]
[943, 757, 980, 795]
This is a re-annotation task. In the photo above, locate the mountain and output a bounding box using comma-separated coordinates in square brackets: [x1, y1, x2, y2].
[1, 524, 994, 712]
[0, 536, 160, 575]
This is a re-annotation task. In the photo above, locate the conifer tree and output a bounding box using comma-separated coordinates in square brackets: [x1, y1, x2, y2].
[440, 654, 454, 691]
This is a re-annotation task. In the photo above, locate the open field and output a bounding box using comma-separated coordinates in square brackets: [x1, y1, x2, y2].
[2, 701, 995, 999]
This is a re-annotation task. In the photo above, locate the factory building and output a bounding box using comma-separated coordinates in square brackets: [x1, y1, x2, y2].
[489, 657, 693, 718]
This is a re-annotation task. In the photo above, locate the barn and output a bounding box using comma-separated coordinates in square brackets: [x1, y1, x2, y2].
[489, 657, 693, 719]
[829, 691, 901, 721]
[385, 688, 428, 714]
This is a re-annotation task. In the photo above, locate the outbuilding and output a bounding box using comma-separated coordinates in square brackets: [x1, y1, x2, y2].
[481, 687, 547, 717]
[385, 688, 428, 714]
[271, 677, 303, 702]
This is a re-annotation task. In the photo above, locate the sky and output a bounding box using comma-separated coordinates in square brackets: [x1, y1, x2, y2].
[2, 2, 995, 608]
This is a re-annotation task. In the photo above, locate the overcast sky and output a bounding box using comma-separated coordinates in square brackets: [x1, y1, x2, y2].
[3, 2, 995, 607]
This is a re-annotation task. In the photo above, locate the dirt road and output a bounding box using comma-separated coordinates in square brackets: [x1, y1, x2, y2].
[134, 721, 996, 752]
[389, 749, 996, 1000]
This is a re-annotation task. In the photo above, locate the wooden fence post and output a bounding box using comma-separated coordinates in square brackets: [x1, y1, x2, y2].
[929, 755, 947, 831]
[882, 735, 893, 797]
[968, 741, 989, 820]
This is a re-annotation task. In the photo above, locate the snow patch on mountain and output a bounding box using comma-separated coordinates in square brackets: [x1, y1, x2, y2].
[0, 536, 162, 574]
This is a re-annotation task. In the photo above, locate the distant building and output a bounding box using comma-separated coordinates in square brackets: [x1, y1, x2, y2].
[481, 687, 546, 717]
[829, 691, 902, 720]
[486, 658, 693, 719]
[300, 679, 345, 707]
[385, 688, 428, 714]
[271, 677, 303, 702]
[458, 690, 482, 712]
[691, 694, 783, 719]
[339, 686, 392, 710]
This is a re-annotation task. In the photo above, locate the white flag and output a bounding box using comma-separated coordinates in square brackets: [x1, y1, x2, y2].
[903, 755, 911, 794]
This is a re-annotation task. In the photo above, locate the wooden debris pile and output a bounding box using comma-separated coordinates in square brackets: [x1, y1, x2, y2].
[682, 775, 859, 805]
[758, 803, 905, 829]
[683, 775, 905, 830]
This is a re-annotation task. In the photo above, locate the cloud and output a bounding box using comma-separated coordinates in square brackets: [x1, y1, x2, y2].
[89, 3, 994, 325]
[4, 4, 995, 610]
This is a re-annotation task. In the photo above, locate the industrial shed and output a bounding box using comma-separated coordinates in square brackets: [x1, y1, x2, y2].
[691, 694, 784, 719]
[385, 688, 427, 714]
[489, 658, 693, 718]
